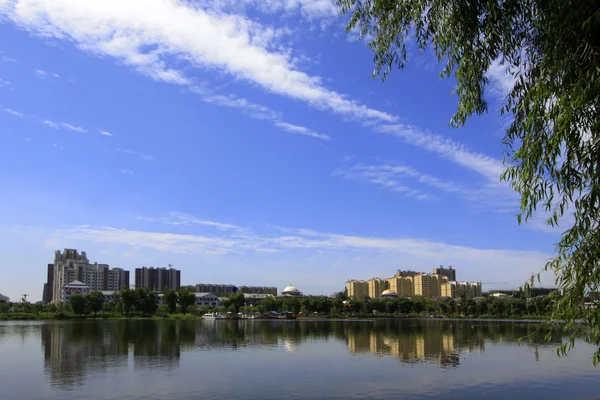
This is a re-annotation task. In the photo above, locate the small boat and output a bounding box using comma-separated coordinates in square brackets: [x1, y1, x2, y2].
[203, 312, 223, 319]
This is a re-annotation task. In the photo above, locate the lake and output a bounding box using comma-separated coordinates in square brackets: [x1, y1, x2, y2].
[1, 319, 599, 399]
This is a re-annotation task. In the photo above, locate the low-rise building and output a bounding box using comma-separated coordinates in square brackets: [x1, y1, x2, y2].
[243, 293, 275, 305]
[158, 293, 220, 307]
[281, 284, 303, 298]
[61, 281, 91, 302]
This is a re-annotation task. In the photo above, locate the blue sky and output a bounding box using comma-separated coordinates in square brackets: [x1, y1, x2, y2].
[0, 0, 560, 302]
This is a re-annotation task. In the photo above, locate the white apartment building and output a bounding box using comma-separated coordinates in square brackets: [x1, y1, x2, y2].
[52, 249, 130, 303]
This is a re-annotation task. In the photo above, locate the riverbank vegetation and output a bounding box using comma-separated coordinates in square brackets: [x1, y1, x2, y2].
[0, 289, 570, 321]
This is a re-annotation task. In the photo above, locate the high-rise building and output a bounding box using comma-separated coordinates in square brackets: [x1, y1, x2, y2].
[386, 276, 414, 297]
[433, 266, 456, 281]
[440, 280, 456, 298]
[367, 278, 389, 298]
[43, 264, 54, 304]
[347, 280, 369, 299]
[52, 249, 129, 302]
[135, 267, 181, 291]
[413, 274, 441, 298]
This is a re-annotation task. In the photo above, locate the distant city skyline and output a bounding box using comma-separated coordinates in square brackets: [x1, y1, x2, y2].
[0, 1, 560, 302]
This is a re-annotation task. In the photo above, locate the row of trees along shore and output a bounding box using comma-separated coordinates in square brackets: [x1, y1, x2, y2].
[3, 287, 595, 320]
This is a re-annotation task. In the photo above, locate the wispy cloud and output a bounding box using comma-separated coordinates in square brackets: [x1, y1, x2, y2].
[34, 68, 61, 79]
[43, 120, 60, 129]
[273, 121, 330, 141]
[195, 89, 329, 140]
[62, 122, 86, 132]
[119, 169, 134, 175]
[53, 143, 64, 150]
[377, 124, 504, 182]
[336, 162, 519, 211]
[138, 212, 246, 232]
[115, 148, 155, 162]
[3, 107, 24, 117]
[1, 55, 17, 63]
[43, 119, 86, 132]
[487, 59, 517, 100]
[0, 0, 395, 124]
[47, 219, 553, 286]
[100, 130, 113, 137]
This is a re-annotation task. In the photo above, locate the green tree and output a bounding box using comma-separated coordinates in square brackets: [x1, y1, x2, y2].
[338, 0, 600, 361]
[178, 290, 195, 314]
[163, 289, 178, 314]
[68, 294, 87, 316]
[119, 288, 138, 318]
[136, 288, 159, 316]
[86, 291, 105, 316]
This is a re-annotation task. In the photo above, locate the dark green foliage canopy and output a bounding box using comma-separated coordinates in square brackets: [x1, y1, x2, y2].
[337, 0, 600, 362]
[68, 294, 86, 316]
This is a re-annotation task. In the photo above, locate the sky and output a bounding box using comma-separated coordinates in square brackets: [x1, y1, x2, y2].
[0, 0, 563, 302]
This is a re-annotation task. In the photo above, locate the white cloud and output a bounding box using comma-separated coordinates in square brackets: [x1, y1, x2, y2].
[43, 119, 60, 129]
[100, 130, 112, 136]
[34, 68, 47, 77]
[140, 212, 247, 232]
[49, 221, 553, 287]
[115, 148, 155, 162]
[1, 55, 17, 62]
[3, 107, 24, 117]
[198, 0, 337, 20]
[43, 119, 86, 132]
[195, 89, 329, 140]
[0, 0, 395, 123]
[62, 122, 86, 132]
[377, 124, 505, 182]
[52, 143, 64, 149]
[487, 58, 516, 99]
[119, 169, 134, 175]
[24, 137, 32, 141]
[273, 121, 330, 140]
[337, 162, 519, 211]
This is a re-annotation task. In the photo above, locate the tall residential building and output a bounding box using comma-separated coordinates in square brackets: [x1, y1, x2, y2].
[52, 249, 90, 303]
[433, 266, 456, 282]
[347, 280, 369, 299]
[386, 276, 414, 297]
[52, 249, 130, 302]
[135, 267, 181, 291]
[413, 274, 441, 298]
[43, 264, 54, 304]
[440, 280, 456, 298]
[367, 278, 389, 298]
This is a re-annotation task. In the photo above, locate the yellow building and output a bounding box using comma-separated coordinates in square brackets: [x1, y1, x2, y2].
[386, 276, 414, 297]
[441, 281, 455, 298]
[413, 274, 441, 298]
[367, 278, 388, 299]
[346, 280, 369, 300]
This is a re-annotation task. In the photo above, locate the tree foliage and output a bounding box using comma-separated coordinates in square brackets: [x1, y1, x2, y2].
[178, 290, 195, 314]
[163, 289, 178, 314]
[68, 294, 87, 316]
[337, 0, 600, 362]
[86, 291, 105, 316]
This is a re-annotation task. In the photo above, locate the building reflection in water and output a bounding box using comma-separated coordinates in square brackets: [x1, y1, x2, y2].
[41, 319, 563, 387]
[344, 319, 560, 367]
[41, 320, 196, 388]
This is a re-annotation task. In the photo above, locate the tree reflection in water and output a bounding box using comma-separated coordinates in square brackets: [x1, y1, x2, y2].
[39, 319, 564, 387]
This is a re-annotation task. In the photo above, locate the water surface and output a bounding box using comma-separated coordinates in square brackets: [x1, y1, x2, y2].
[1, 319, 599, 399]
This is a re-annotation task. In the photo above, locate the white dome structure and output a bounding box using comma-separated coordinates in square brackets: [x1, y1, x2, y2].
[381, 289, 398, 298]
[281, 284, 303, 297]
